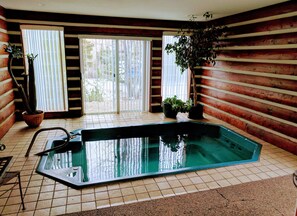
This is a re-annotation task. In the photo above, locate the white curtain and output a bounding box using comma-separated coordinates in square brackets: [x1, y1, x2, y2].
[21, 26, 68, 112]
[162, 35, 188, 101]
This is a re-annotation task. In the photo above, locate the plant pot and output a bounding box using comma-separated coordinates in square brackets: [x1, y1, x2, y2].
[188, 104, 203, 119]
[162, 103, 178, 118]
[22, 110, 44, 128]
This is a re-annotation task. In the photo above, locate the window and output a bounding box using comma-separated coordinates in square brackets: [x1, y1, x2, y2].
[80, 36, 150, 114]
[21, 25, 68, 112]
[162, 35, 189, 101]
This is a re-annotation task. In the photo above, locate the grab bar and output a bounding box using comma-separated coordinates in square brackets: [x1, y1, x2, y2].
[293, 170, 297, 187]
[25, 127, 71, 157]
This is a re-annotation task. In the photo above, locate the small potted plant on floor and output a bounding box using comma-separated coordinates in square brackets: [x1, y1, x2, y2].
[165, 12, 227, 119]
[162, 95, 185, 118]
[4, 43, 43, 127]
[162, 95, 193, 118]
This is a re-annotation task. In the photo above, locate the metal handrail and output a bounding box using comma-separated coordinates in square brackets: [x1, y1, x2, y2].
[293, 170, 297, 187]
[25, 127, 71, 157]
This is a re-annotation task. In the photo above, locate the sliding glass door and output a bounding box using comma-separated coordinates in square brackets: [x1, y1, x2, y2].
[80, 37, 150, 114]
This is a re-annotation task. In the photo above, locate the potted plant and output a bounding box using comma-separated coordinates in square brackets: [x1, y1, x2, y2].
[4, 43, 43, 127]
[165, 12, 227, 119]
[162, 95, 193, 118]
[162, 95, 185, 118]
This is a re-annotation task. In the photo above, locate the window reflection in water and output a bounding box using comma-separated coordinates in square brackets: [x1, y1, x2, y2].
[49, 136, 187, 182]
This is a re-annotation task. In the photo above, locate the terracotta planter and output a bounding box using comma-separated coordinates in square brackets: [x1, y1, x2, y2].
[22, 110, 44, 128]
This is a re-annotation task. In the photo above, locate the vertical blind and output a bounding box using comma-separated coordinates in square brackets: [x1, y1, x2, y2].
[21, 25, 68, 112]
[162, 35, 188, 101]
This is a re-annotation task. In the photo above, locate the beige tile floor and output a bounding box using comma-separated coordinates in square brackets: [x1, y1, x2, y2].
[0, 112, 297, 216]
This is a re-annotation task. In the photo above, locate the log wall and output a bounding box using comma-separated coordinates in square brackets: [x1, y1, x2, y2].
[5, 10, 187, 117]
[0, 6, 15, 139]
[200, 1, 297, 154]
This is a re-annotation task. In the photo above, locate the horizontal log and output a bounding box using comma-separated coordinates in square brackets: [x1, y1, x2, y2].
[201, 87, 297, 123]
[67, 80, 81, 88]
[0, 6, 5, 17]
[0, 32, 9, 42]
[0, 70, 11, 82]
[0, 58, 8, 68]
[0, 113, 15, 139]
[151, 96, 162, 104]
[152, 40, 162, 48]
[151, 88, 161, 96]
[151, 79, 161, 86]
[6, 34, 21, 43]
[201, 96, 297, 138]
[246, 125, 297, 155]
[65, 48, 79, 56]
[201, 79, 297, 108]
[212, 61, 297, 76]
[218, 49, 297, 60]
[152, 50, 162, 58]
[204, 105, 297, 155]
[204, 107, 297, 155]
[67, 70, 81, 78]
[0, 79, 13, 96]
[68, 100, 82, 108]
[8, 68, 25, 78]
[6, 22, 19, 31]
[213, 1, 297, 26]
[202, 70, 297, 92]
[221, 32, 297, 47]
[228, 16, 297, 36]
[64, 37, 79, 46]
[152, 60, 161, 67]
[0, 19, 7, 32]
[0, 102, 15, 123]
[66, 59, 80, 67]
[151, 69, 161, 76]
[64, 27, 162, 37]
[68, 90, 82, 98]
[150, 105, 162, 113]
[10, 58, 24, 67]
[203, 105, 247, 131]
[0, 91, 14, 110]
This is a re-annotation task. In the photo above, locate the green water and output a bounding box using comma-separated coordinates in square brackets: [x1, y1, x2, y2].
[47, 134, 253, 183]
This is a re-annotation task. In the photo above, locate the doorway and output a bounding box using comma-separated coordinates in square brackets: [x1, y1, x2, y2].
[80, 37, 150, 114]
